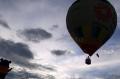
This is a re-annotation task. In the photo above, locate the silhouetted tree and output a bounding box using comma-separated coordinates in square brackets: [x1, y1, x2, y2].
[0, 58, 12, 79]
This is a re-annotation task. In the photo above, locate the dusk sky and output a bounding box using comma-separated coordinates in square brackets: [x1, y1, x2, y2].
[0, 0, 120, 79]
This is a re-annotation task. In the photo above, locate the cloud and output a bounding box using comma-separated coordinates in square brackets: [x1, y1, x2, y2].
[38, 64, 56, 71]
[0, 38, 34, 67]
[87, 64, 120, 79]
[7, 70, 56, 79]
[51, 49, 74, 57]
[0, 38, 56, 72]
[0, 38, 33, 59]
[65, 61, 120, 79]
[18, 28, 52, 42]
[49, 25, 59, 31]
[51, 50, 67, 56]
[0, 18, 10, 29]
[0, 30, 56, 77]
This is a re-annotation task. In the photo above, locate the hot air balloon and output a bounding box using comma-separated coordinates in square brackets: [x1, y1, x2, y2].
[66, 0, 117, 65]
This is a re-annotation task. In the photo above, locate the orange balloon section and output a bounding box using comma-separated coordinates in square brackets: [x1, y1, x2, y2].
[66, 0, 117, 56]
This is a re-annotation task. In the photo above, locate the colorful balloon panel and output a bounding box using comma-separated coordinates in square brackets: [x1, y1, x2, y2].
[66, 0, 117, 56]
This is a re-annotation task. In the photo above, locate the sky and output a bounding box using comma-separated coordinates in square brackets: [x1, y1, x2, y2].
[0, 0, 120, 79]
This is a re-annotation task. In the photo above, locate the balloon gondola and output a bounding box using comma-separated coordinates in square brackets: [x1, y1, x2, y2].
[66, 0, 117, 65]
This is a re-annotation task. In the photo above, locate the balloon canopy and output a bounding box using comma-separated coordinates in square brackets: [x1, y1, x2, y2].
[66, 0, 117, 56]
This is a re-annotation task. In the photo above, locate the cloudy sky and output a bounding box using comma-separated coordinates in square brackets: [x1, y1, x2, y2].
[0, 0, 120, 79]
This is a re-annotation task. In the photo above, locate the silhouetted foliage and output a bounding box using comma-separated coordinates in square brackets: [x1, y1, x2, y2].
[0, 58, 12, 79]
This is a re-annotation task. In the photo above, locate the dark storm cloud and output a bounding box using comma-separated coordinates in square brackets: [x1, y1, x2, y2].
[18, 28, 52, 42]
[0, 38, 56, 71]
[0, 38, 34, 68]
[0, 18, 10, 29]
[51, 50, 67, 56]
[0, 38, 33, 59]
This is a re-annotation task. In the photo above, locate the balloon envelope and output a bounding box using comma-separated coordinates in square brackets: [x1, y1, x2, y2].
[66, 0, 117, 56]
